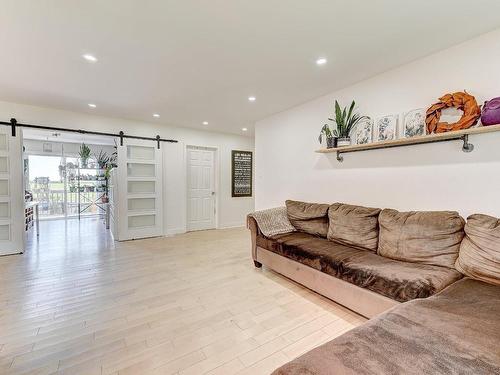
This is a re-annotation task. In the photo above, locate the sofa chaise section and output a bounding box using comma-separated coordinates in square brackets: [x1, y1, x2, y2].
[272, 278, 500, 375]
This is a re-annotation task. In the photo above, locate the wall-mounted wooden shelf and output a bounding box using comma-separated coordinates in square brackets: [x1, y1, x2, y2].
[316, 124, 500, 162]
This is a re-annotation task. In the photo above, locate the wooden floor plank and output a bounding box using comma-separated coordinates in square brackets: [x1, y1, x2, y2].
[0, 217, 365, 375]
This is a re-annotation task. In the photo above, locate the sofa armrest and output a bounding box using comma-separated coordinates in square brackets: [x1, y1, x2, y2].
[247, 215, 261, 263]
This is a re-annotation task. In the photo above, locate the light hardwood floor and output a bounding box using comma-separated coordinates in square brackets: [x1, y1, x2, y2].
[0, 218, 366, 375]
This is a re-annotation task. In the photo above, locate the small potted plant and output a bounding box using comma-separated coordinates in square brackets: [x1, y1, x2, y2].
[94, 150, 110, 170]
[329, 100, 368, 147]
[318, 124, 337, 148]
[79, 143, 91, 168]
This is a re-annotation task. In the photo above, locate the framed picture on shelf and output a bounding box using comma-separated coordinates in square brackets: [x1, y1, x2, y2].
[374, 114, 398, 141]
[402, 108, 426, 138]
[352, 117, 373, 145]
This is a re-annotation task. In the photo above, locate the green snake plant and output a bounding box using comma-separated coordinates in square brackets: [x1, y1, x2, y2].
[328, 100, 368, 138]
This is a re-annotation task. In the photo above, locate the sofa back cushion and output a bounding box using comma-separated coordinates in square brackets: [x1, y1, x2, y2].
[455, 214, 500, 285]
[285, 200, 330, 237]
[327, 203, 381, 251]
[378, 209, 465, 269]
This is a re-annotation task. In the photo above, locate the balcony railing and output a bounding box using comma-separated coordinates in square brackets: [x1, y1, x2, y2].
[31, 190, 104, 218]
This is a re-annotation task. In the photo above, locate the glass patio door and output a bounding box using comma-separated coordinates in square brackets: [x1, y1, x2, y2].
[27, 155, 66, 218]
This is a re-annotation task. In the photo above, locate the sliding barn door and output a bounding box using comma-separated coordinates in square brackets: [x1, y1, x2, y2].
[0, 127, 24, 255]
[117, 139, 163, 240]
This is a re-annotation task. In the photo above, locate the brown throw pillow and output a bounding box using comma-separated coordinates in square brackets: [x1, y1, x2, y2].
[455, 214, 500, 285]
[327, 203, 381, 251]
[285, 200, 330, 238]
[378, 209, 465, 269]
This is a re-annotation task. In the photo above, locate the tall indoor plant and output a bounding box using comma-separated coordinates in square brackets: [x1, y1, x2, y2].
[329, 100, 368, 147]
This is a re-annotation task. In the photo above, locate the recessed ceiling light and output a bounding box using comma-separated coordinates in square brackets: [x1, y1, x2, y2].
[88, 103, 96, 108]
[153, 113, 160, 118]
[248, 96, 256, 102]
[202, 121, 209, 125]
[316, 57, 327, 65]
[82, 54, 98, 63]
[242, 127, 248, 131]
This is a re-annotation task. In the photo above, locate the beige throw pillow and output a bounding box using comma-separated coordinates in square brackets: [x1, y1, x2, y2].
[327, 203, 381, 251]
[455, 214, 500, 285]
[377, 209, 465, 269]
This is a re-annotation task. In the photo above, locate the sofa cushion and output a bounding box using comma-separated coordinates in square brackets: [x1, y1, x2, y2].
[285, 200, 330, 237]
[378, 209, 465, 269]
[272, 278, 500, 375]
[334, 250, 462, 302]
[327, 203, 381, 251]
[455, 214, 500, 285]
[257, 231, 362, 271]
[258, 232, 461, 302]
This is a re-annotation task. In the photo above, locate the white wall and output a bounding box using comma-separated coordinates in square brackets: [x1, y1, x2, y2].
[0, 101, 254, 234]
[23, 139, 114, 157]
[255, 29, 500, 219]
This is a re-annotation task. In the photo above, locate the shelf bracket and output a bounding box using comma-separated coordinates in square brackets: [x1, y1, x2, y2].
[461, 134, 474, 153]
[336, 151, 343, 162]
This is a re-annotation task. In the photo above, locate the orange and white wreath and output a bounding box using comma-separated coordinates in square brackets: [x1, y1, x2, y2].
[425, 91, 481, 133]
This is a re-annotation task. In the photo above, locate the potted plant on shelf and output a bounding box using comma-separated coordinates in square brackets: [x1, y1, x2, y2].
[94, 150, 110, 169]
[101, 154, 117, 204]
[329, 100, 368, 147]
[79, 143, 91, 168]
[318, 124, 337, 148]
[101, 165, 111, 203]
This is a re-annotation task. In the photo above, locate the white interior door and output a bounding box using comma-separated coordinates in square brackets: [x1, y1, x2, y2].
[0, 127, 24, 255]
[187, 146, 216, 231]
[117, 139, 163, 240]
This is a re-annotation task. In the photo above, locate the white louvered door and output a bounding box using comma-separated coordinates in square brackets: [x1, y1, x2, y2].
[0, 126, 24, 255]
[117, 139, 163, 240]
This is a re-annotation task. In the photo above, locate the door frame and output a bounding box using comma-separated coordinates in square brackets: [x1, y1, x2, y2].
[185, 144, 219, 231]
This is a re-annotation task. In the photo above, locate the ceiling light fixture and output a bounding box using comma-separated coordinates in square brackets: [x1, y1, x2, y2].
[153, 113, 160, 118]
[202, 121, 209, 125]
[88, 103, 96, 108]
[248, 96, 256, 102]
[316, 57, 327, 65]
[82, 54, 98, 63]
[242, 127, 248, 131]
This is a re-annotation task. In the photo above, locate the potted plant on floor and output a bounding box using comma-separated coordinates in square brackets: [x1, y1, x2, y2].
[329, 100, 368, 147]
[79, 143, 91, 168]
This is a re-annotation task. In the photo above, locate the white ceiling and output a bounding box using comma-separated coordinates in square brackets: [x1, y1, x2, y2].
[1, 1, 500, 136]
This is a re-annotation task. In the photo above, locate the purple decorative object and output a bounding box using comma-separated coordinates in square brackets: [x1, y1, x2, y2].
[481, 97, 500, 126]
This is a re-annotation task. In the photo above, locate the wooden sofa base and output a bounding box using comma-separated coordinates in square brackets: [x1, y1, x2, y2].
[255, 247, 399, 318]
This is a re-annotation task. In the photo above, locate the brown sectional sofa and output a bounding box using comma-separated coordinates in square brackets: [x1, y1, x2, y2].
[248, 201, 500, 374]
[249, 201, 464, 317]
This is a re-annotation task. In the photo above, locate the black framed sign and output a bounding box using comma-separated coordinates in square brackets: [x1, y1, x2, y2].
[231, 150, 253, 197]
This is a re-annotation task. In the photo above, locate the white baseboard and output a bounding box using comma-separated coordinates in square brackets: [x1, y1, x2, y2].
[166, 227, 186, 236]
[218, 222, 246, 229]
